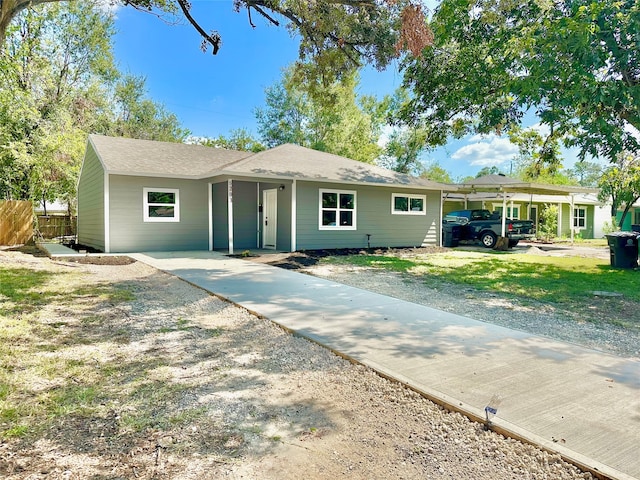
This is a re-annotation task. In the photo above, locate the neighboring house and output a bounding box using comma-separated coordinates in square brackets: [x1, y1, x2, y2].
[616, 202, 640, 231]
[77, 135, 450, 253]
[443, 175, 601, 239]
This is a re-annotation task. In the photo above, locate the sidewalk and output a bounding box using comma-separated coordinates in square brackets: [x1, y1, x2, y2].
[131, 251, 640, 480]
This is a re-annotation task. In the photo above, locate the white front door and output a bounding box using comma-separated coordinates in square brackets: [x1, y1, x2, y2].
[263, 189, 277, 249]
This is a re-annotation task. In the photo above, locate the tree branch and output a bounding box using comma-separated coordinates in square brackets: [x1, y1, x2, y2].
[175, 0, 221, 54]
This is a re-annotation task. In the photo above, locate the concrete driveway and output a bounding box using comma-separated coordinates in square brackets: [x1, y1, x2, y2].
[132, 250, 639, 480]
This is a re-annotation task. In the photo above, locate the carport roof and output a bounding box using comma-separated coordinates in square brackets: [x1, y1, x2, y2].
[455, 174, 598, 196]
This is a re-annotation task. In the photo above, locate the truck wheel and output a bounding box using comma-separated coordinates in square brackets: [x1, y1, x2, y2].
[508, 240, 519, 248]
[480, 231, 497, 248]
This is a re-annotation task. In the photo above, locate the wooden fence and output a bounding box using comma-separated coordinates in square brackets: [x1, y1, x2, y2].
[0, 200, 33, 245]
[36, 215, 77, 239]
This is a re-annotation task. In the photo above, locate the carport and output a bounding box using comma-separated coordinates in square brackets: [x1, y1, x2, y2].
[444, 174, 599, 241]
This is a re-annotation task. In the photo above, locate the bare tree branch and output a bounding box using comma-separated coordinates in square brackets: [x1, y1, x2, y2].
[175, 0, 220, 54]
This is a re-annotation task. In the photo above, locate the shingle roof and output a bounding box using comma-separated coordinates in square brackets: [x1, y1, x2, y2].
[88, 135, 449, 190]
[222, 144, 448, 189]
[89, 134, 252, 177]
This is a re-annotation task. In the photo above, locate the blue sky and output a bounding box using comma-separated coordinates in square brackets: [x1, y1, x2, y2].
[111, 1, 584, 180]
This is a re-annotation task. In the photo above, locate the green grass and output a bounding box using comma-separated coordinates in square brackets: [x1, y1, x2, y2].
[0, 268, 64, 315]
[326, 251, 640, 305]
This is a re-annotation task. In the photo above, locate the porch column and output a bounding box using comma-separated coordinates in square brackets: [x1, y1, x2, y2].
[557, 202, 562, 237]
[291, 179, 297, 252]
[208, 183, 213, 251]
[227, 179, 234, 255]
[570, 195, 575, 243]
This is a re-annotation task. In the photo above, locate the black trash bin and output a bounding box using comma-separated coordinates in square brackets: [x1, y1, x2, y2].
[605, 232, 640, 268]
[443, 223, 461, 247]
[632, 225, 640, 233]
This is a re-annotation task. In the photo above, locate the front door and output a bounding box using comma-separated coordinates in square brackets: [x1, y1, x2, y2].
[530, 206, 538, 227]
[263, 189, 277, 249]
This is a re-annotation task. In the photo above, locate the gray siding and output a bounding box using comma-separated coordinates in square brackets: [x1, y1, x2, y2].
[108, 175, 209, 252]
[296, 181, 440, 250]
[231, 181, 259, 250]
[212, 182, 228, 250]
[77, 144, 105, 251]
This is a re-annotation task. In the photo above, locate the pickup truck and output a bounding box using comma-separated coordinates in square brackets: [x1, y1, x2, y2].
[443, 209, 535, 248]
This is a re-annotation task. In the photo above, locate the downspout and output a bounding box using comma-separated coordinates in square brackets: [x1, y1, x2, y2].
[291, 179, 297, 252]
[227, 179, 234, 255]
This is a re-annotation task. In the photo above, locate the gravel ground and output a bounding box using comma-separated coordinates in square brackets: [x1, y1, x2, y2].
[0, 248, 607, 479]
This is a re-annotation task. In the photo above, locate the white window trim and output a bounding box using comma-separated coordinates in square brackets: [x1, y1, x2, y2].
[493, 203, 521, 219]
[392, 193, 426, 215]
[319, 188, 357, 230]
[573, 206, 587, 230]
[143, 187, 180, 222]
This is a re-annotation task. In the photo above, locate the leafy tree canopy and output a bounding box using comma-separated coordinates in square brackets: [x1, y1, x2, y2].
[397, 0, 640, 164]
[0, 1, 187, 209]
[1, 0, 432, 81]
[565, 161, 603, 188]
[420, 161, 452, 183]
[255, 67, 387, 163]
[195, 128, 265, 153]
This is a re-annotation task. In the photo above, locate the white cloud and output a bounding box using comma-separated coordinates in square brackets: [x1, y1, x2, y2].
[451, 136, 519, 167]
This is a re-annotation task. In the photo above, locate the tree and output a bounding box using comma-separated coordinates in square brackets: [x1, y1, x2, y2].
[196, 128, 265, 153]
[398, 0, 639, 164]
[565, 161, 604, 188]
[0, 1, 116, 207]
[103, 74, 190, 142]
[421, 161, 452, 183]
[1, 0, 432, 79]
[0, 1, 188, 208]
[256, 69, 386, 163]
[475, 166, 501, 178]
[598, 152, 640, 228]
[377, 127, 429, 174]
[508, 127, 563, 181]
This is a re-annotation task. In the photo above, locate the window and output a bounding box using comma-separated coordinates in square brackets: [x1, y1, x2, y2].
[573, 207, 586, 229]
[392, 193, 426, 215]
[493, 205, 520, 219]
[319, 189, 356, 230]
[143, 188, 180, 222]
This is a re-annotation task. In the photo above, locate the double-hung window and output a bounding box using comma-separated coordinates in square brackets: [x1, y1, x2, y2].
[143, 188, 180, 222]
[573, 207, 586, 229]
[319, 189, 356, 230]
[392, 193, 426, 215]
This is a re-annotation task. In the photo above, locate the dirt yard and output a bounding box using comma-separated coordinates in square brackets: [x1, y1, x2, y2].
[0, 248, 594, 479]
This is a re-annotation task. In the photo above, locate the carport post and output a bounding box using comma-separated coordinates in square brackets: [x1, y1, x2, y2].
[501, 192, 507, 237]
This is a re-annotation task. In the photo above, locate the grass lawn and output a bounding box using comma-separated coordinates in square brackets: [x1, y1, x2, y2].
[322, 249, 640, 308]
